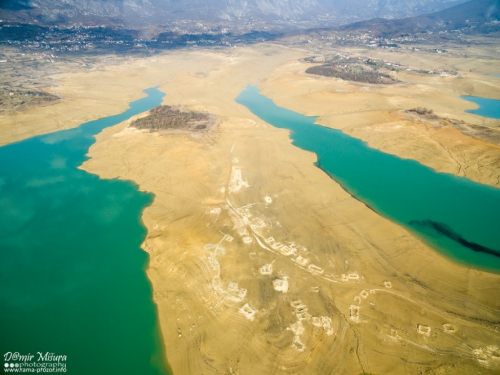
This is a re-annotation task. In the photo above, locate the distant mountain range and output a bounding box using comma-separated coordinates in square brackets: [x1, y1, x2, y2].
[340, 0, 500, 36]
[0, 0, 469, 27]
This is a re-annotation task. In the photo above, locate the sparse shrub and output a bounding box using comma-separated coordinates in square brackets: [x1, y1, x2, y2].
[408, 107, 438, 118]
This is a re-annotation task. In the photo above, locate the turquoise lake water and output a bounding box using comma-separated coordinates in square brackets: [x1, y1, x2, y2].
[0, 88, 171, 374]
[236, 85, 500, 272]
[462, 96, 500, 119]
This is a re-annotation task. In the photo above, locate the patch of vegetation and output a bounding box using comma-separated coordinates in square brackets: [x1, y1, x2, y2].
[131, 105, 217, 132]
[0, 88, 59, 112]
[408, 107, 439, 119]
[306, 63, 398, 84]
[405, 107, 500, 146]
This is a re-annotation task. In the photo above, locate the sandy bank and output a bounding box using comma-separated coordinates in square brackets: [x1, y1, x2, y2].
[77, 45, 500, 374]
[259, 54, 500, 187]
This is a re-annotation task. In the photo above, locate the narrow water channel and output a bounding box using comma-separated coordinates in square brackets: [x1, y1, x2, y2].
[236, 85, 500, 272]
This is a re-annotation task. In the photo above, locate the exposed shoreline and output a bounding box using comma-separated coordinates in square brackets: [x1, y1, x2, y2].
[3, 43, 500, 374]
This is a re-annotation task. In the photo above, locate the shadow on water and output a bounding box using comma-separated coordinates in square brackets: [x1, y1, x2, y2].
[0, 88, 171, 374]
[409, 220, 500, 258]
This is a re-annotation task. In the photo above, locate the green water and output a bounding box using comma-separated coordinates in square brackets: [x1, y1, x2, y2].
[236, 85, 500, 272]
[0, 88, 171, 374]
[462, 95, 500, 119]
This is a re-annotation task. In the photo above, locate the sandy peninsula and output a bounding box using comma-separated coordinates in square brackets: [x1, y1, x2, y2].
[3, 42, 500, 374]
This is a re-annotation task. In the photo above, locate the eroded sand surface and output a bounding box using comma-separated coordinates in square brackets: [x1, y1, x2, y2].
[4, 44, 500, 374]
